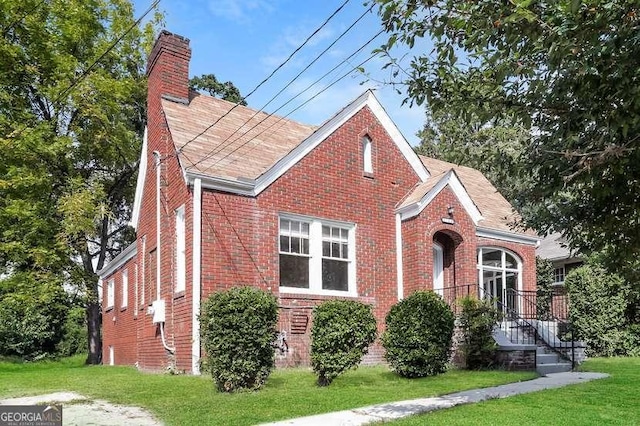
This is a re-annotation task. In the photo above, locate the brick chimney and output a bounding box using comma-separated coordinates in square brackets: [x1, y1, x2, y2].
[147, 30, 192, 103]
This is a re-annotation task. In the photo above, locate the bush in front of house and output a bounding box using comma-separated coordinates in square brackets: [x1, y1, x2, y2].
[565, 264, 630, 357]
[310, 300, 377, 386]
[200, 287, 278, 392]
[458, 296, 500, 369]
[382, 291, 454, 378]
[56, 306, 88, 357]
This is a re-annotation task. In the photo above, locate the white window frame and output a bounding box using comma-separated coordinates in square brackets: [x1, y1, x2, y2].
[362, 135, 373, 174]
[433, 243, 444, 296]
[279, 214, 357, 297]
[477, 247, 522, 311]
[106, 278, 115, 309]
[175, 206, 186, 293]
[553, 266, 565, 285]
[121, 269, 128, 309]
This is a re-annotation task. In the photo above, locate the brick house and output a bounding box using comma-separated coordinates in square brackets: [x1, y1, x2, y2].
[98, 31, 538, 373]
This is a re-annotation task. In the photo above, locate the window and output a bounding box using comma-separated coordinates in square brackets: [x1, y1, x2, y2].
[121, 269, 128, 309]
[279, 215, 356, 295]
[362, 135, 373, 174]
[477, 247, 522, 313]
[554, 266, 565, 284]
[141, 236, 146, 307]
[106, 278, 115, 309]
[175, 206, 186, 293]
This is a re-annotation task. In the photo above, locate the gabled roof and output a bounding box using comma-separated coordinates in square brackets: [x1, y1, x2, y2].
[162, 90, 429, 195]
[398, 156, 538, 244]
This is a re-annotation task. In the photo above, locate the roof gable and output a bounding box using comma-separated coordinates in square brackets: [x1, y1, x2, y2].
[162, 90, 429, 195]
[397, 169, 483, 223]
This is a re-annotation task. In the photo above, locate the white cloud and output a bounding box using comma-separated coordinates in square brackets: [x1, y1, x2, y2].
[260, 23, 336, 69]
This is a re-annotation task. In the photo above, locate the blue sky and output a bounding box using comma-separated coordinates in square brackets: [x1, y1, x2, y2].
[134, 0, 427, 145]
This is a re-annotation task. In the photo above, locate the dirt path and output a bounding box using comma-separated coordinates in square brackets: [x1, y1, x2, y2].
[0, 392, 162, 425]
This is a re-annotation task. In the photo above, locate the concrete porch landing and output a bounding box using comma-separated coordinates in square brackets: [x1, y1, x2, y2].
[261, 371, 608, 426]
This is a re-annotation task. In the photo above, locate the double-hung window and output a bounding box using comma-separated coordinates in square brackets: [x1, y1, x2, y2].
[106, 279, 115, 309]
[279, 215, 356, 296]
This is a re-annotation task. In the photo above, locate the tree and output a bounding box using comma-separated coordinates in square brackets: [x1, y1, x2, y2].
[375, 0, 640, 273]
[190, 74, 247, 105]
[0, 0, 160, 363]
[416, 109, 530, 208]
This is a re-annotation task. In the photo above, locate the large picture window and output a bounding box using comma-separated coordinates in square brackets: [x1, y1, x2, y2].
[477, 247, 522, 313]
[279, 215, 356, 295]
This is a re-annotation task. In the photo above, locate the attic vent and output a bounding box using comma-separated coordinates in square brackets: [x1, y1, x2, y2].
[291, 310, 309, 335]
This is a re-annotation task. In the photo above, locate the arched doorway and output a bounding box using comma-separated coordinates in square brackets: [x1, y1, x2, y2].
[432, 230, 463, 300]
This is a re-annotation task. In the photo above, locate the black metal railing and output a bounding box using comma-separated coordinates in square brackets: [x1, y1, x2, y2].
[436, 284, 578, 370]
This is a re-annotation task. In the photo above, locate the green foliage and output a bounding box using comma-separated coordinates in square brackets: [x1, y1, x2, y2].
[416, 109, 530, 209]
[457, 297, 500, 369]
[0, 0, 161, 364]
[200, 287, 278, 392]
[56, 307, 88, 357]
[0, 273, 68, 359]
[190, 74, 247, 105]
[565, 263, 630, 357]
[375, 0, 640, 274]
[382, 291, 454, 378]
[310, 300, 377, 386]
[536, 257, 555, 320]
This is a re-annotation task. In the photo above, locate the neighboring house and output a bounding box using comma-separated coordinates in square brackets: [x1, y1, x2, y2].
[536, 232, 583, 286]
[97, 31, 538, 374]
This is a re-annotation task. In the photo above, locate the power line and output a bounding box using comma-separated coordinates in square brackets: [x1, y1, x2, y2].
[176, 0, 352, 156]
[192, 28, 384, 171]
[189, 4, 377, 169]
[5, 0, 162, 140]
[199, 52, 378, 175]
[1, 0, 48, 38]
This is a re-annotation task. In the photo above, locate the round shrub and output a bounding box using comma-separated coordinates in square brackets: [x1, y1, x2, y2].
[200, 287, 278, 392]
[382, 291, 454, 378]
[458, 296, 500, 369]
[311, 300, 377, 386]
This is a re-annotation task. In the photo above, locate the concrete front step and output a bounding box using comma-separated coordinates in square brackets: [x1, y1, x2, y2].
[537, 353, 561, 365]
[537, 362, 572, 375]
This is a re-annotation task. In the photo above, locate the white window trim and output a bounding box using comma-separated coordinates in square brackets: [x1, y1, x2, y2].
[175, 206, 186, 293]
[121, 269, 128, 309]
[363, 135, 373, 174]
[553, 265, 566, 285]
[106, 278, 115, 309]
[477, 247, 523, 311]
[279, 213, 357, 297]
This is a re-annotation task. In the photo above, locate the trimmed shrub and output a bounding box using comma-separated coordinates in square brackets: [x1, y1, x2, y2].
[382, 291, 454, 378]
[311, 300, 377, 386]
[200, 287, 278, 392]
[458, 296, 500, 369]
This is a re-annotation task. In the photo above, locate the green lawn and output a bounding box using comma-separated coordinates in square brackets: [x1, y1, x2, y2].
[387, 357, 640, 425]
[0, 356, 536, 425]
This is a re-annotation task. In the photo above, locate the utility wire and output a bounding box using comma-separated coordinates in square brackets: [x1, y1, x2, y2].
[176, 0, 352, 155]
[192, 28, 383, 170]
[189, 5, 377, 169]
[199, 52, 378, 175]
[1, 0, 48, 38]
[6, 0, 162, 140]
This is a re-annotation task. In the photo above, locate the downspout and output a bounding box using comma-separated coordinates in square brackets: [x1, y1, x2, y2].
[395, 213, 403, 301]
[154, 151, 174, 354]
[154, 151, 161, 302]
[191, 178, 202, 374]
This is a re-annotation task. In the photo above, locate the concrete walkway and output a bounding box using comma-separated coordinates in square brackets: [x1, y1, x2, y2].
[261, 372, 609, 426]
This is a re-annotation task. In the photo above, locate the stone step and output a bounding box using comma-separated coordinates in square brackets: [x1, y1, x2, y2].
[536, 353, 560, 365]
[536, 362, 572, 375]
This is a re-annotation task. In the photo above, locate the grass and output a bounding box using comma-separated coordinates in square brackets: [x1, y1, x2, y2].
[387, 357, 640, 425]
[0, 356, 536, 425]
